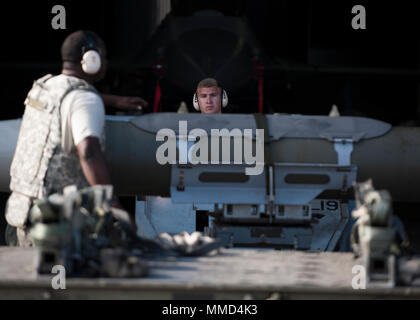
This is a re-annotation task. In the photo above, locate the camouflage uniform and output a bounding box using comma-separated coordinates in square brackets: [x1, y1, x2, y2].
[5, 74, 103, 247]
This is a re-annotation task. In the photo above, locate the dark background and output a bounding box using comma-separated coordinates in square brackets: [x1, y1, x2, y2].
[1, 0, 420, 247]
[0, 0, 419, 122]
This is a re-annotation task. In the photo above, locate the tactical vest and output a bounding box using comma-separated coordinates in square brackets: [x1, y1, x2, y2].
[6, 74, 102, 228]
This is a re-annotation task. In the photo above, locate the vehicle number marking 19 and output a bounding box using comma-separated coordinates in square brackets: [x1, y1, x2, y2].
[311, 200, 339, 212]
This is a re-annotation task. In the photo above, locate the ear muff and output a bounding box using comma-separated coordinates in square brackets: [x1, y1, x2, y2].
[193, 88, 229, 111]
[193, 92, 200, 111]
[80, 33, 102, 75]
[221, 89, 228, 108]
[81, 50, 101, 74]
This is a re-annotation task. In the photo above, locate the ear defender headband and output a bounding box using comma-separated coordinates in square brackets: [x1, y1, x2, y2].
[80, 33, 101, 75]
[193, 88, 228, 111]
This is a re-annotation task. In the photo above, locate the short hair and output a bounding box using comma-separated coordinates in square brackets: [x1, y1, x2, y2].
[61, 30, 104, 63]
[197, 78, 220, 90]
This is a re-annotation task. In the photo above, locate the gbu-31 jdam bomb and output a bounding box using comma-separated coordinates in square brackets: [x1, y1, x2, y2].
[0, 113, 419, 203]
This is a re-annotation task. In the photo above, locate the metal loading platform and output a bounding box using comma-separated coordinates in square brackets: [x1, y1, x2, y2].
[1, 247, 420, 300]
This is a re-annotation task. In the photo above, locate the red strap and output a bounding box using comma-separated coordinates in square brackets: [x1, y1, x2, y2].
[258, 77, 264, 114]
[253, 59, 265, 114]
[153, 79, 161, 113]
[153, 61, 164, 113]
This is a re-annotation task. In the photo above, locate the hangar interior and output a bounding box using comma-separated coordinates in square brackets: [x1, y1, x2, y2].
[0, 0, 419, 248]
